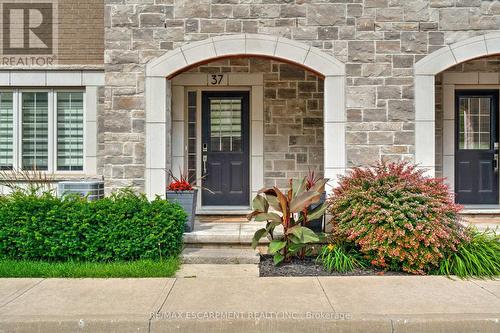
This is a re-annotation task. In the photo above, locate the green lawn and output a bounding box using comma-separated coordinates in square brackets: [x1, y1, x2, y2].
[0, 258, 180, 278]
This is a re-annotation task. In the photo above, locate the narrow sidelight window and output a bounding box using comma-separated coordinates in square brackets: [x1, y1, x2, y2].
[187, 91, 197, 181]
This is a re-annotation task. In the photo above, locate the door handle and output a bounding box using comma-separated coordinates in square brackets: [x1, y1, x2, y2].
[495, 153, 499, 174]
[203, 155, 207, 175]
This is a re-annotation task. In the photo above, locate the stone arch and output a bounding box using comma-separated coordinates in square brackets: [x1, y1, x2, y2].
[414, 33, 500, 176]
[144, 34, 346, 199]
[146, 34, 345, 78]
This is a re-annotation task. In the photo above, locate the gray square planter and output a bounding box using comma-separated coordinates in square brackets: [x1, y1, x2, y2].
[166, 189, 197, 232]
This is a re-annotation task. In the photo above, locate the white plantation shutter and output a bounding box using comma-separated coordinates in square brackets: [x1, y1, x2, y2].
[57, 92, 84, 171]
[22, 92, 49, 170]
[0, 92, 13, 170]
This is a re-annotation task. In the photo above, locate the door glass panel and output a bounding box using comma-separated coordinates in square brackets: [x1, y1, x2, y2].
[209, 98, 242, 152]
[458, 97, 491, 150]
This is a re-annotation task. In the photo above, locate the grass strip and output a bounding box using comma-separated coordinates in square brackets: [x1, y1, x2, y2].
[0, 258, 180, 278]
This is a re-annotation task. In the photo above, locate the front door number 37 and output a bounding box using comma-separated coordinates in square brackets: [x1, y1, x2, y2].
[209, 74, 225, 85]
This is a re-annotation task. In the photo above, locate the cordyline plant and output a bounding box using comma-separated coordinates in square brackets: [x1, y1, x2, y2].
[328, 161, 467, 274]
[167, 169, 194, 191]
[166, 168, 212, 193]
[247, 175, 329, 265]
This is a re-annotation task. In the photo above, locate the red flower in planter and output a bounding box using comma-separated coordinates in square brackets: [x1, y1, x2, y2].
[167, 180, 193, 191]
[167, 169, 194, 191]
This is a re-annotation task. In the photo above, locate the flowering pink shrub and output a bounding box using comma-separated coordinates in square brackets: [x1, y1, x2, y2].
[328, 162, 467, 274]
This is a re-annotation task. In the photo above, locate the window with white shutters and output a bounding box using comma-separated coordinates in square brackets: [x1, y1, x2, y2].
[0, 89, 85, 173]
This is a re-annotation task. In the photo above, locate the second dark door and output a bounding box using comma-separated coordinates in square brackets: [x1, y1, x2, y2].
[455, 90, 499, 204]
[201, 91, 249, 206]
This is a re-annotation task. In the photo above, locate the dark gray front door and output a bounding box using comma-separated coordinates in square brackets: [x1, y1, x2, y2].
[455, 90, 499, 204]
[201, 91, 249, 206]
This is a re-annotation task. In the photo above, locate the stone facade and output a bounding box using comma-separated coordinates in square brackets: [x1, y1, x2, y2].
[186, 58, 324, 188]
[103, 0, 500, 192]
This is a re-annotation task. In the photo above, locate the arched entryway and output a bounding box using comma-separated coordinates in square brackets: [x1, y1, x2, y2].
[144, 34, 346, 201]
[415, 33, 500, 205]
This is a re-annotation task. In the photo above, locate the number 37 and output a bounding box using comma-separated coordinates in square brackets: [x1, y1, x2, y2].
[210, 74, 224, 85]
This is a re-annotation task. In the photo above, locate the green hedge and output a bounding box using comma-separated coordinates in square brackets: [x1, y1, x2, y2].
[0, 190, 186, 262]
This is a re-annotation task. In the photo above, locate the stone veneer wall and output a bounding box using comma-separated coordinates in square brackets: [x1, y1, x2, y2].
[104, 0, 500, 192]
[434, 55, 500, 178]
[187, 58, 324, 188]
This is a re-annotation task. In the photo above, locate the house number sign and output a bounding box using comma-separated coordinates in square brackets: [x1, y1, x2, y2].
[208, 74, 227, 85]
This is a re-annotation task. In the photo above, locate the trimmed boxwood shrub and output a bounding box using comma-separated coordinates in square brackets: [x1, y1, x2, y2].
[0, 190, 186, 262]
[328, 162, 467, 274]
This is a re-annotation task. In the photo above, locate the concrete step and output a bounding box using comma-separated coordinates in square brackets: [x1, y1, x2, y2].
[181, 247, 260, 264]
[461, 215, 500, 223]
[183, 222, 259, 245]
[459, 213, 500, 232]
[183, 221, 282, 245]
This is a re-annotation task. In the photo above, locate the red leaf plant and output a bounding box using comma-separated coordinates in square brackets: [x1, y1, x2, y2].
[328, 161, 467, 274]
[167, 169, 194, 191]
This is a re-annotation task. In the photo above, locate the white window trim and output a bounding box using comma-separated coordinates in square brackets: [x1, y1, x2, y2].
[0, 70, 103, 178]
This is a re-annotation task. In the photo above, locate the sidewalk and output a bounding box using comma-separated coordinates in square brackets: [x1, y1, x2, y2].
[0, 276, 498, 333]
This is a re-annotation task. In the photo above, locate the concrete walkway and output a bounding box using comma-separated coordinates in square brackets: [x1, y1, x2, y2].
[0, 277, 498, 332]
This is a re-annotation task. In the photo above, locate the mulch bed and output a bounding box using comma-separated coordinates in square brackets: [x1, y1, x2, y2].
[259, 255, 409, 277]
